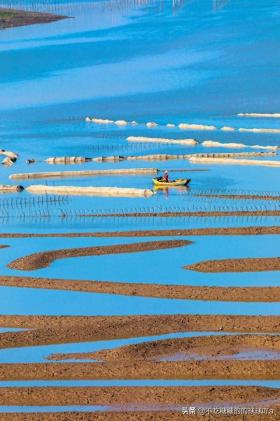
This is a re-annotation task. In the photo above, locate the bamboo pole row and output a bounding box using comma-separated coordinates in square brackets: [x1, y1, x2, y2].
[93, 151, 277, 163]
[127, 136, 198, 145]
[24, 151, 277, 166]
[189, 157, 280, 167]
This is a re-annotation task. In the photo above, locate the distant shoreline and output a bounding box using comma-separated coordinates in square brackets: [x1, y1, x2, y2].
[0, 7, 67, 30]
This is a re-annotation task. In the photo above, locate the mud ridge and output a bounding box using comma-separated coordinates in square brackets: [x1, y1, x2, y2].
[186, 257, 280, 273]
[0, 276, 280, 302]
[0, 315, 279, 350]
[0, 225, 280, 238]
[8, 239, 190, 271]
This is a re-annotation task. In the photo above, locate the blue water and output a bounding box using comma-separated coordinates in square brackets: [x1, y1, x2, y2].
[1, 235, 279, 287]
[0, 332, 241, 363]
[0, 379, 280, 388]
[0, 0, 279, 393]
[1, 0, 280, 116]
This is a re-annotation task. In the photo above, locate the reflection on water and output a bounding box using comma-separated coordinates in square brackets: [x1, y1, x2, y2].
[213, 0, 230, 10]
[0, 0, 231, 14]
[0, 0, 185, 14]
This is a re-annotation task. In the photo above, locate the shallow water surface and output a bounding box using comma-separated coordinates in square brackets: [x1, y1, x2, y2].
[0, 0, 279, 395]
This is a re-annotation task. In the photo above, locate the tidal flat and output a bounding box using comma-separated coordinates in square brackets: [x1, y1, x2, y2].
[0, 0, 279, 418]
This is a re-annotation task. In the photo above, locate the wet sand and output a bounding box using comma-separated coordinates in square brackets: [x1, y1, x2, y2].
[0, 226, 280, 238]
[195, 193, 280, 201]
[0, 275, 279, 302]
[0, 315, 279, 349]
[0, 359, 278, 380]
[79, 210, 280, 218]
[0, 7, 66, 29]
[8, 239, 190, 271]
[3, 409, 280, 420]
[1, 411, 278, 421]
[49, 334, 280, 362]
[0, 385, 279, 406]
[186, 257, 280, 273]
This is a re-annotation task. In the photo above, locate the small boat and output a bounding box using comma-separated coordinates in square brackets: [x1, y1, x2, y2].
[153, 178, 191, 187]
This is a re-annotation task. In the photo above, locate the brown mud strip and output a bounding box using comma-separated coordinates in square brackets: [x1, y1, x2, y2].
[7, 239, 190, 271]
[1, 411, 278, 421]
[78, 210, 280, 218]
[194, 193, 280, 201]
[0, 275, 280, 302]
[0, 7, 67, 29]
[0, 385, 279, 407]
[1, 225, 280, 238]
[48, 335, 280, 362]
[0, 315, 279, 350]
[186, 257, 280, 273]
[0, 360, 278, 380]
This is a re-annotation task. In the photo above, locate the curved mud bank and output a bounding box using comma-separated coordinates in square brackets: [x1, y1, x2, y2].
[0, 7, 67, 30]
[0, 226, 279, 238]
[0, 276, 280, 302]
[186, 257, 280, 273]
[48, 334, 280, 362]
[0, 7, 67, 29]
[8, 240, 190, 271]
[0, 315, 279, 350]
[0, 360, 278, 380]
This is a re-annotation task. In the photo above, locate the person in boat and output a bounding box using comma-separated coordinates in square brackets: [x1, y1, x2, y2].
[162, 170, 169, 183]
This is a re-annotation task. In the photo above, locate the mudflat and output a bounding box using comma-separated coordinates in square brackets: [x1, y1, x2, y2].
[0, 7, 67, 29]
[0, 275, 279, 302]
[0, 315, 279, 349]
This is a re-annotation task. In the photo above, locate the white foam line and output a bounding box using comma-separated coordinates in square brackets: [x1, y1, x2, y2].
[239, 128, 280, 134]
[85, 116, 280, 135]
[85, 117, 114, 124]
[221, 126, 235, 131]
[85, 117, 138, 126]
[238, 113, 280, 118]
[179, 123, 217, 131]
[202, 140, 278, 151]
[85, 117, 217, 131]
[146, 122, 158, 128]
[128, 137, 277, 150]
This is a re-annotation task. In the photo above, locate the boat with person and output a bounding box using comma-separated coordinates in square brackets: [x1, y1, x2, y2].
[153, 177, 191, 187]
